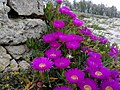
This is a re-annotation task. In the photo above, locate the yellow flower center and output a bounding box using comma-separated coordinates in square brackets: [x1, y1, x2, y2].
[71, 75, 78, 80]
[50, 53, 56, 57]
[39, 63, 46, 68]
[105, 86, 113, 90]
[84, 85, 92, 90]
[95, 71, 102, 76]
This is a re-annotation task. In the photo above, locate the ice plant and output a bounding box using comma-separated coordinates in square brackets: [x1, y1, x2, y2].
[100, 80, 119, 90]
[88, 52, 102, 59]
[80, 28, 92, 35]
[45, 48, 61, 59]
[86, 57, 103, 69]
[78, 78, 98, 90]
[107, 70, 119, 81]
[54, 57, 70, 69]
[68, 11, 77, 19]
[42, 34, 56, 43]
[65, 68, 84, 83]
[81, 46, 91, 53]
[59, 6, 70, 15]
[50, 41, 61, 48]
[65, 41, 80, 50]
[53, 86, 71, 90]
[52, 31, 64, 39]
[88, 67, 110, 79]
[90, 34, 98, 41]
[28, 0, 120, 89]
[98, 37, 108, 44]
[62, 6, 71, 11]
[108, 46, 118, 59]
[52, 20, 65, 29]
[56, 0, 63, 4]
[72, 18, 84, 26]
[66, 34, 84, 42]
[31, 57, 53, 72]
[59, 33, 67, 42]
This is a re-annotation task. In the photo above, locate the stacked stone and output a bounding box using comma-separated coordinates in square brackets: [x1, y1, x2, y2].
[0, 0, 47, 72]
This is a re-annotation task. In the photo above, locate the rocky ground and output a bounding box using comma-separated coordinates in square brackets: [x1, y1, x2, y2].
[83, 17, 120, 47]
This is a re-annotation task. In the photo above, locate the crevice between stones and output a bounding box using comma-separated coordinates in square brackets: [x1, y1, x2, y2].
[7, 0, 46, 20]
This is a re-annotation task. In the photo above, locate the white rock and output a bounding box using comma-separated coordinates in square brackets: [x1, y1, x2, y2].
[0, 19, 47, 45]
[0, 46, 11, 71]
[5, 45, 26, 59]
[19, 60, 30, 69]
[8, 0, 44, 15]
[10, 59, 18, 71]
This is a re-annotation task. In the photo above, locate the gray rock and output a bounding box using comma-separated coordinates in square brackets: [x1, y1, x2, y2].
[10, 59, 18, 71]
[5, 45, 26, 59]
[0, 19, 47, 45]
[19, 60, 30, 69]
[0, 46, 11, 71]
[8, 0, 44, 15]
[0, 0, 10, 22]
[98, 24, 109, 29]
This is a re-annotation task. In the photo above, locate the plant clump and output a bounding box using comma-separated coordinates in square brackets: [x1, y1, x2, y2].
[0, 0, 120, 89]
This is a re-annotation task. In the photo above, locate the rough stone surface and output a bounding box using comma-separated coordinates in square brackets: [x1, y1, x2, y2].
[0, 0, 10, 22]
[5, 45, 26, 59]
[8, 0, 44, 15]
[0, 46, 11, 71]
[10, 59, 18, 71]
[0, 19, 47, 45]
[83, 17, 120, 47]
[19, 60, 30, 69]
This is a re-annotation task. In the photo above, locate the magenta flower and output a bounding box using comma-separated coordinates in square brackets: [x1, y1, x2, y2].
[78, 78, 98, 90]
[53, 86, 71, 90]
[88, 52, 102, 59]
[68, 11, 77, 19]
[81, 46, 91, 53]
[42, 34, 56, 43]
[66, 34, 84, 42]
[108, 46, 118, 59]
[52, 20, 65, 29]
[59, 33, 67, 42]
[54, 57, 70, 69]
[65, 68, 85, 83]
[52, 31, 64, 39]
[59, 6, 70, 14]
[80, 29, 92, 35]
[45, 48, 61, 59]
[86, 57, 103, 69]
[90, 34, 98, 41]
[100, 80, 119, 90]
[65, 41, 80, 50]
[50, 41, 61, 48]
[31, 57, 53, 72]
[107, 70, 119, 81]
[56, 0, 63, 4]
[59, 7, 70, 15]
[88, 67, 110, 79]
[62, 6, 70, 11]
[72, 18, 84, 26]
[110, 46, 118, 54]
[98, 37, 108, 44]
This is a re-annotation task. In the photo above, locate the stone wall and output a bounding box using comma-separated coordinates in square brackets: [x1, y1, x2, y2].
[0, 0, 47, 72]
